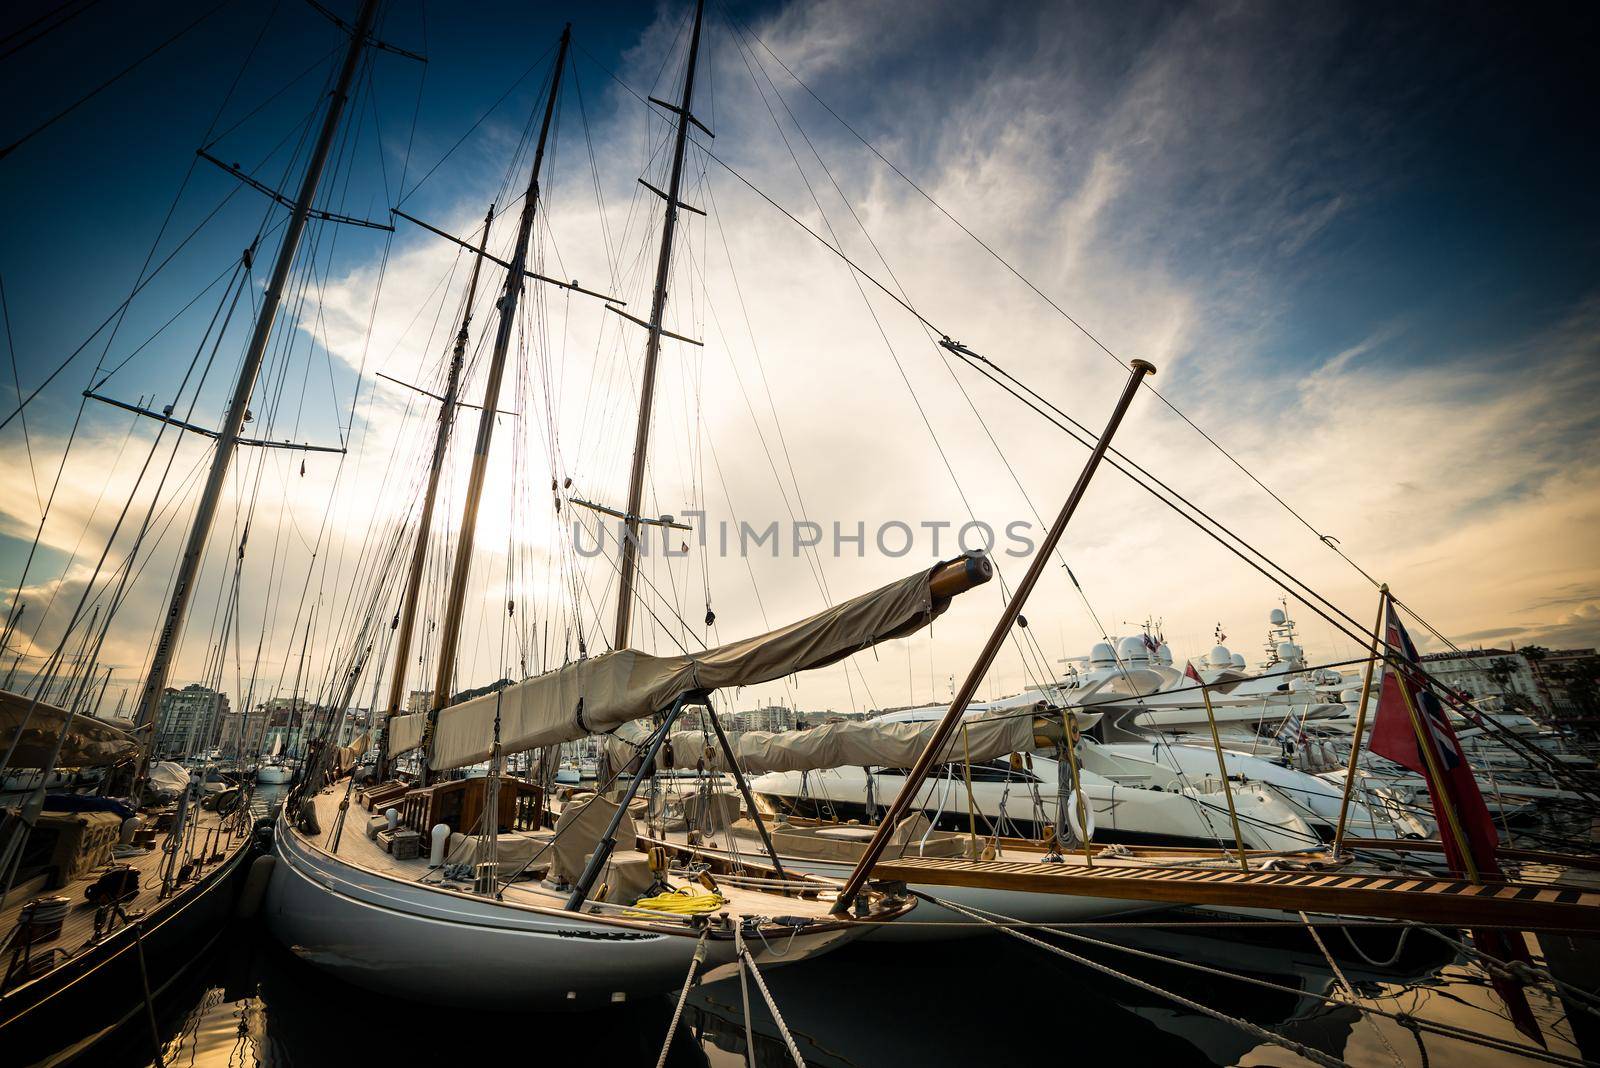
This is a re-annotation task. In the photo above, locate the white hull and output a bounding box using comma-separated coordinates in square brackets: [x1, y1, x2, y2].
[264, 814, 867, 1009]
[256, 764, 293, 784]
[755, 757, 1323, 852]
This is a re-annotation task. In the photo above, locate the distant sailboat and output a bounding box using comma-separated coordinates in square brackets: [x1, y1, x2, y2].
[257, 732, 292, 785]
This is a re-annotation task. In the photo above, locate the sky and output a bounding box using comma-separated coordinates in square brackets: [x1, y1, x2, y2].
[0, 0, 1596, 722]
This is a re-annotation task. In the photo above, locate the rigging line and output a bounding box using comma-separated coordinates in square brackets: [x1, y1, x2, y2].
[951, 336, 1582, 774]
[570, 60, 619, 291]
[721, 10, 1367, 593]
[0, 0, 236, 163]
[0, 184, 246, 433]
[396, 39, 558, 206]
[948, 350, 1598, 791]
[697, 183, 830, 602]
[0, 276, 42, 516]
[360, 46, 393, 209]
[6, 28, 321, 595]
[573, 43, 937, 333]
[90, 241, 268, 391]
[0, 0, 103, 59]
[197, 0, 290, 147]
[0, 389, 148, 688]
[204, 43, 344, 151]
[725, 19, 1081, 701]
[723, 35, 1055, 703]
[72, 261, 258, 692]
[0, 258, 244, 764]
[393, 0, 428, 203]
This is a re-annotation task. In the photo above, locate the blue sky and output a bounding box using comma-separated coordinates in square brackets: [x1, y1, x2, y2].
[1, 1, 1596, 712]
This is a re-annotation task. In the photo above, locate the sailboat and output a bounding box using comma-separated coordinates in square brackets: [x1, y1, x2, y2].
[256, 733, 292, 785]
[0, 1, 390, 1059]
[260, 8, 957, 1008]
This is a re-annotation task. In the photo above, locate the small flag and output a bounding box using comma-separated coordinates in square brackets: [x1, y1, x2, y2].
[1184, 660, 1203, 683]
[1274, 711, 1308, 748]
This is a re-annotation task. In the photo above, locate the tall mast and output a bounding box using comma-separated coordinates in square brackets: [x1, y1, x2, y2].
[133, 0, 380, 742]
[376, 204, 495, 776]
[612, 0, 705, 651]
[421, 25, 571, 774]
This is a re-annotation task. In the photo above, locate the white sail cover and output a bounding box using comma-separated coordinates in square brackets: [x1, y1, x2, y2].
[609, 707, 1049, 776]
[391, 563, 956, 772]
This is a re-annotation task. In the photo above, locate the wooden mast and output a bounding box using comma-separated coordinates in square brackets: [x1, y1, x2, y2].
[131, 0, 380, 766]
[612, 0, 706, 651]
[375, 204, 496, 778]
[420, 26, 570, 778]
[833, 358, 1156, 912]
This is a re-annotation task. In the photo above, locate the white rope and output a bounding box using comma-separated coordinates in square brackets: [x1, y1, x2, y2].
[737, 927, 756, 1066]
[736, 926, 805, 1067]
[1420, 926, 1600, 1018]
[1300, 911, 1408, 1068]
[655, 929, 709, 1068]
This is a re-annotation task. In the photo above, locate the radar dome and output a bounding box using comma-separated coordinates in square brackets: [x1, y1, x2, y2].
[1117, 636, 1150, 662]
[1230, 653, 1247, 669]
[1208, 645, 1232, 667]
[1089, 642, 1116, 666]
[1269, 608, 1287, 625]
[1154, 643, 1173, 665]
[1276, 641, 1303, 663]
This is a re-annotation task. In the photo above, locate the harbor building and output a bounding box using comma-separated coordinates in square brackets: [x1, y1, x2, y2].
[736, 704, 798, 733]
[215, 704, 269, 761]
[153, 683, 230, 759]
[1420, 646, 1598, 720]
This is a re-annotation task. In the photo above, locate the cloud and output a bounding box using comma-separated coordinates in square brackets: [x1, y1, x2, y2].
[3, 1, 1597, 718]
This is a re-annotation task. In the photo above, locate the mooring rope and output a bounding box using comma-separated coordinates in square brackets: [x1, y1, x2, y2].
[655, 929, 710, 1068]
[735, 926, 805, 1067]
[1300, 911, 1409, 1068]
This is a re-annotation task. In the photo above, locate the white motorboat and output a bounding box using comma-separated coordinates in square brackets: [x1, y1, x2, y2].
[753, 751, 1321, 853]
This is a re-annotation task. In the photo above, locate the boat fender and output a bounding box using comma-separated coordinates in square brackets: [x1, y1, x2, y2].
[1066, 789, 1095, 842]
[385, 807, 399, 831]
[429, 823, 450, 868]
[235, 855, 276, 919]
[297, 798, 321, 835]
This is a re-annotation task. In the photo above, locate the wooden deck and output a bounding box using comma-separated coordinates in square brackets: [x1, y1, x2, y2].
[874, 855, 1600, 930]
[2, 807, 247, 983]
[305, 786, 852, 924]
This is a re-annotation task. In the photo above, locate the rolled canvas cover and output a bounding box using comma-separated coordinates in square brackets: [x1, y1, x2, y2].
[733, 709, 1039, 774]
[0, 689, 140, 769]
[385, 712, 423, 756]
[609, 707, 1043, 777]
[410, 562, 952, 771]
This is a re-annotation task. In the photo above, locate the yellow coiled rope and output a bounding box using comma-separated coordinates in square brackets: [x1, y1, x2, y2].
[628, 887, 726, 917]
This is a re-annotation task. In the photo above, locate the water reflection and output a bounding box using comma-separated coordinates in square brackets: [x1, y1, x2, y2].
[96, 903, 1590, 1068]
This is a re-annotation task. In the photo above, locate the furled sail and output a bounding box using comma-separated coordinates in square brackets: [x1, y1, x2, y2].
[389, 555, 990, 771]
[0, 689, 141, 768]
[607, 704, 1082, 776]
